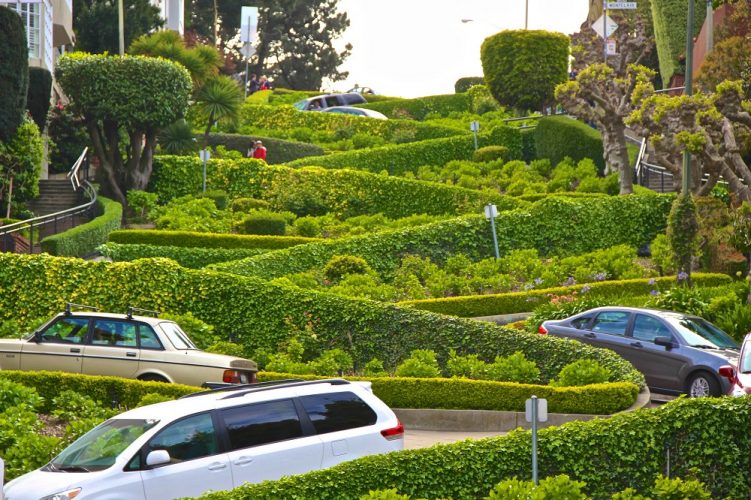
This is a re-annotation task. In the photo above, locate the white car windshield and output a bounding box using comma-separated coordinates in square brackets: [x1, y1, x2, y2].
[160, 322, 198, 350]
[666, 317, 739, 350]
[47, 419, 158, 472]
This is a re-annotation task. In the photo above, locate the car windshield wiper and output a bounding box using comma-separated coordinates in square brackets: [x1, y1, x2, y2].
[690, 344, 718, 349]
[57, 465, 91, 473]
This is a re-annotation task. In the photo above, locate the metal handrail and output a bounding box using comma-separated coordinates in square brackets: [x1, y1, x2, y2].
[66, 147, 88, 191]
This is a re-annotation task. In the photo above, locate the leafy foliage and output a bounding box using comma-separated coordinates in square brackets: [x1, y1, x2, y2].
[534, 116, 605, 174]
[551, 360, 612, 387]
[26, 68, 52, 131]
[0, 5, 29, 142]
[359, 94, 471, 120]
[667, 194, 700, 279]
[73, 0, 163, 54]
[40, 197, 122, 257]
[455, 77, 485, 93]
[47, 102, 90, 173]
[651, 0, 706, 84]
[0, 119, 43, 214]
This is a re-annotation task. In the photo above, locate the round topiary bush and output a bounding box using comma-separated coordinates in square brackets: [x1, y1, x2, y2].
[323, 255, 372, 283]
[230, 197, 271, 212]
[473, 145, 509, 163]
[481, 30, 569, 112]
[454, 76, 485, 93]
[0, 5, 29, 142]
[236, 211, 287, 235]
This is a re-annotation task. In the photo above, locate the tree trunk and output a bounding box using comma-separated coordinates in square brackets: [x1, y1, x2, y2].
[604, 121, 633, 194]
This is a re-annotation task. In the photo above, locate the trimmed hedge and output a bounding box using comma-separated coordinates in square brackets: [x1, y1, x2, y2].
[40, 196, 122, 257]
[534, 116, 605, 173]
[0, 5, 29, 142]
[108, 229, 319, 249]
[98, 242, 270, 268]
[455, 76, 485, 93]
[358, 93, 471, 120]
[212, 195, 673, 281]
[256, 372, 637, 415]
[285, 126, 524, 175]
[191, 396, 751, 499]
[0, 253, 645, 388]
[481, 30, 569, 111]
[400, 273, 733, 317]
[0, 370, 196, 413]
[651, 0, 706, 85]
[204, 132, 324, 165]
[27, 67, 52, 131]
[240, 104, 466, 144]
[149, 156, 525, 217]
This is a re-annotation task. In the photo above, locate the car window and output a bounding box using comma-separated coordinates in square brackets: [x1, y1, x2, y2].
[571, 316, 593, 330]
[139, 324, 163, 350]
[220, 399, 303, 450]
[591, 311, 630, 336]
[91, 319, 137, 347]
[40, 317, 89, 344]
[632, 314, 672, 342]
[343, 94, 365, 105]
[326, 96, 340, 107]
[146, 413, 218, 463]
[665, 316, 739, 349]
[159, 322, 196, 350]
[299, 391, 377, 434]
[292, 100, 306, 110]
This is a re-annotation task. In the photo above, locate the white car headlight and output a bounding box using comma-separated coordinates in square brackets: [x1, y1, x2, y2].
[40, 488, 82, 500]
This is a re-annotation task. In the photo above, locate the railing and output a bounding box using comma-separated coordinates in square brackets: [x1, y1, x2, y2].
[0, 149, 97, 254]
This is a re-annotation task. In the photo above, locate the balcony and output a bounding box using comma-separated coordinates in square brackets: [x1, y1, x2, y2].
[52, 0, 74, 47]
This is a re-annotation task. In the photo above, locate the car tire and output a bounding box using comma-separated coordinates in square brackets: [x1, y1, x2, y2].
[139, 374, 168, 383]
[686, 371, 721, 397]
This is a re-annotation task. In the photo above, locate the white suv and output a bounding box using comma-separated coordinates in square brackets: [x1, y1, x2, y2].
[5, 379, 404, 500]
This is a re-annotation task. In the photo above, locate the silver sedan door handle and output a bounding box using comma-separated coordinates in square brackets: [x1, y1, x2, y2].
[208, 462, 227, 471]
[126, 352, 137, 357]
[234, 457, 253, 466]
[70, 347, 81, 353]
[630, 342, 643, 348]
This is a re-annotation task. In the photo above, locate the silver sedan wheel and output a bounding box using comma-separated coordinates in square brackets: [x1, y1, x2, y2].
[689, 376, 711, 397]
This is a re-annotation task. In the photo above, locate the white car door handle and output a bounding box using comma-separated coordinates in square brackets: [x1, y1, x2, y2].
[234, 457, 253, 466]
[208, 462, 227, 471]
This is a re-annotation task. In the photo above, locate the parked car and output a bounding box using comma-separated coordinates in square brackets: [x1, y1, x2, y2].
[539, 307, 739, 397]
[722, 332, 751, 396]
[293, 92, 367, 111]
[0, 304, 257, 387]
[322, 106, 387, 119]
[4, 379, 404, 500]
[347, 85, 376, 95]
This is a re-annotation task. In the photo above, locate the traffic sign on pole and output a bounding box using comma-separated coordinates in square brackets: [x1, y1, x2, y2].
[592, 14, 618, 38]
[606, 2, 637, 8]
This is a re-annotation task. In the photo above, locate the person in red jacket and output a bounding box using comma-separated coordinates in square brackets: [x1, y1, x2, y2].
[252, 140, 267, 161]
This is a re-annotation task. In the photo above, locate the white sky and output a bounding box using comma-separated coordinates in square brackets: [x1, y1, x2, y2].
[327, 0, 590, 98]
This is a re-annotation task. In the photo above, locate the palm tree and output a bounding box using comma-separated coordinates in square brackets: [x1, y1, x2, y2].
[193, 75, 244, 151]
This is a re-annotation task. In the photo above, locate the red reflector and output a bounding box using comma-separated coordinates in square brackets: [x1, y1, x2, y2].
[537, 325, 548, 335]
[381, 420, 404, 440]
[223, 370, 241, 383]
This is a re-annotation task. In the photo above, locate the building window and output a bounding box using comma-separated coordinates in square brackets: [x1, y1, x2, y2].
[3, 2, 42, 59]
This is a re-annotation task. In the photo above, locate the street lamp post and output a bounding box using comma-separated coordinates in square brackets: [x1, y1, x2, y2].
[706, 0, 713, 52]
[682, 0, 695, 195]
[118, 0, 125, 55]
[525, 0, 529, 29]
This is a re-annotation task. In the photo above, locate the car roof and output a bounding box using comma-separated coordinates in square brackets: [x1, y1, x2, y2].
[114, 379, 366, 421]
[323, 106, 386, 118]
[56, 311, 172, 327]
[575, 306, 696, 319]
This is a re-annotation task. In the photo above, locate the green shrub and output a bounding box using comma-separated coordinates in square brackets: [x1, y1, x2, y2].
[323, 255, 372, 283]
[293, 216, 322, 237]
[98, 242, 270, 268]
[534, 116, 605, 174]
[447, 350, 487, 379]
[487, 475, 587, 499]
[394, 350, 442, 378]
[51, 390, 113, 421]
[473, 146, 508, 163]
[363, 358, 388, 377]
[709, 303, 751, 342]
[151, 196, 232, 233]
[137, 392, 174, 407]
[27, 67, 52, 131]
[4, 433, 62, 481]
[551, 360, 612, 387]
[204, 132, 324, 164]
[236, 211, 287, 235]
[0, 5, 29, 142]
[455, 76, 485, 93]
[199, 189, 229, 210]
[231, 197, 271, 212]
[0, 379, 43, 413]
[40, 197, 122, 257]
[486, 352, 540, 383]
[647, 284, 708, 316]
[126, 190, 159, 222]
[481, 30, 569, 111]
[108, 229, 318, 250]
[360, 489, 410, 500]
[652, 0, 706, 87]
[0, 405, 42, 450]
[359, 94, 471, 120]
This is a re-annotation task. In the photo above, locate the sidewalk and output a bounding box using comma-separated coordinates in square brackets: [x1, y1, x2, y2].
[404, 429, 506, 449]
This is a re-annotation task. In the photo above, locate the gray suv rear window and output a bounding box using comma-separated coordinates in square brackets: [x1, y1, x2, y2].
[300, 391, 376, 434]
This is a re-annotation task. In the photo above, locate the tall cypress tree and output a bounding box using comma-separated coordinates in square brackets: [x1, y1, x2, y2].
[0, 6, 30, 142]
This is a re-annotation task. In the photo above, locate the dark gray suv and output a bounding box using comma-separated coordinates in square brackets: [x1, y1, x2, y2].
[540, 307, 739, 397]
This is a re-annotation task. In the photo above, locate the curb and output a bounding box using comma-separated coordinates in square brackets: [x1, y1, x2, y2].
[395, 386, 651, 432]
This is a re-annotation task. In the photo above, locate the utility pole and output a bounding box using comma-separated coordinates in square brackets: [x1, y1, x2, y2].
[525, 0, 529, 29]
[682, 0, 695, 195]
[118, 0, 125, 55]
[706, 0, 714, 53]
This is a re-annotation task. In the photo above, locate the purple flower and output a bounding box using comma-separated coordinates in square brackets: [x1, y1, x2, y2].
[648, 278, 656, 286]
[523, 283, 534, 291]
[562, 276, 576, 287]
[650, 289, 659, 296]
[534, 277, 544, 286]
[581, 285, 591, 294]
[677, 272, 689, 281]
[593, 272, 607, 282]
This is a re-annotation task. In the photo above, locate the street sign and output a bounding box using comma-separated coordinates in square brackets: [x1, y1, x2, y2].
[607, 38, 617, 55]
[592, 14, 618, 38]
[199, 149, 211, 162]
[470, 120, 480, 132]
[240, 6, 258, 43]
[484, 204, 498, 219]
[606, 1, 637, 8]
[525, 397, 548, 422]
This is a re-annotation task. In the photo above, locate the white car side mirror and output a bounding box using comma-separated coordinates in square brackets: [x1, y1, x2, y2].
[146, 449, 171, 467]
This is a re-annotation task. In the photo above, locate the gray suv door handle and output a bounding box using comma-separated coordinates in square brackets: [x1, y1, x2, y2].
[234, 457, 253, 466]
[630, 342, 643, 348]
[208, 462, 227, 471]
[583, 332, 596, 339]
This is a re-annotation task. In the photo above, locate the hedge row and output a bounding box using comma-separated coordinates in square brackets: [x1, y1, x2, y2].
[196, 396, 751, 499]
[455, 76, 485, 93]
[534, 116, 606, 174]
[108, 229, 319, 249]
[240, 104, 466, 144]
[149, 156, 525, 217]
[256, 373, 638, 415]
[0, 253, 645, 387]
[358, 93, 471, 120]
[98, 242, 270, 268]
[285, 126, 524, 175]
[400, 273, 733, 317]
[39, 196, 122, 257]
[203, 132, 324, 164]
[212, 195, 673, 281]
[651, 0, 706, 85]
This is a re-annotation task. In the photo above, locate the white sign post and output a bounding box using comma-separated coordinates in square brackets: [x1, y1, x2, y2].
[470, 120, 480, 150]
[525, 396, 548, 485]
[199, 149, 211, 193]
[607, 38, 617, 55]
[592, 14, 618, 38]
[240, 6, 259, 97]
[484, 204, 499, 260]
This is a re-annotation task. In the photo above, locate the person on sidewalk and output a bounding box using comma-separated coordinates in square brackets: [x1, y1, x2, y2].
[252, 140, 267, 161]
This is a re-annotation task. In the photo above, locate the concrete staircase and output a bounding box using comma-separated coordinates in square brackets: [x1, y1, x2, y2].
[28, 179, 82, 216]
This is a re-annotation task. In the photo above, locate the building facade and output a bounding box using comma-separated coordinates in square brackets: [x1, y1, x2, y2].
[151, 0, 183, 35]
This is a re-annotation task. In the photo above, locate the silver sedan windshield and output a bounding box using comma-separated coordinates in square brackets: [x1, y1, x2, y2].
[666, 317, 739, 350]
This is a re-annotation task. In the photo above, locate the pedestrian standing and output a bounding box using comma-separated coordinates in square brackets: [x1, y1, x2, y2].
[246, 140, 256, 158]
[252, 140, 267, 161]
[248, 74, 260, 94]
[259, 75, 271, 91]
